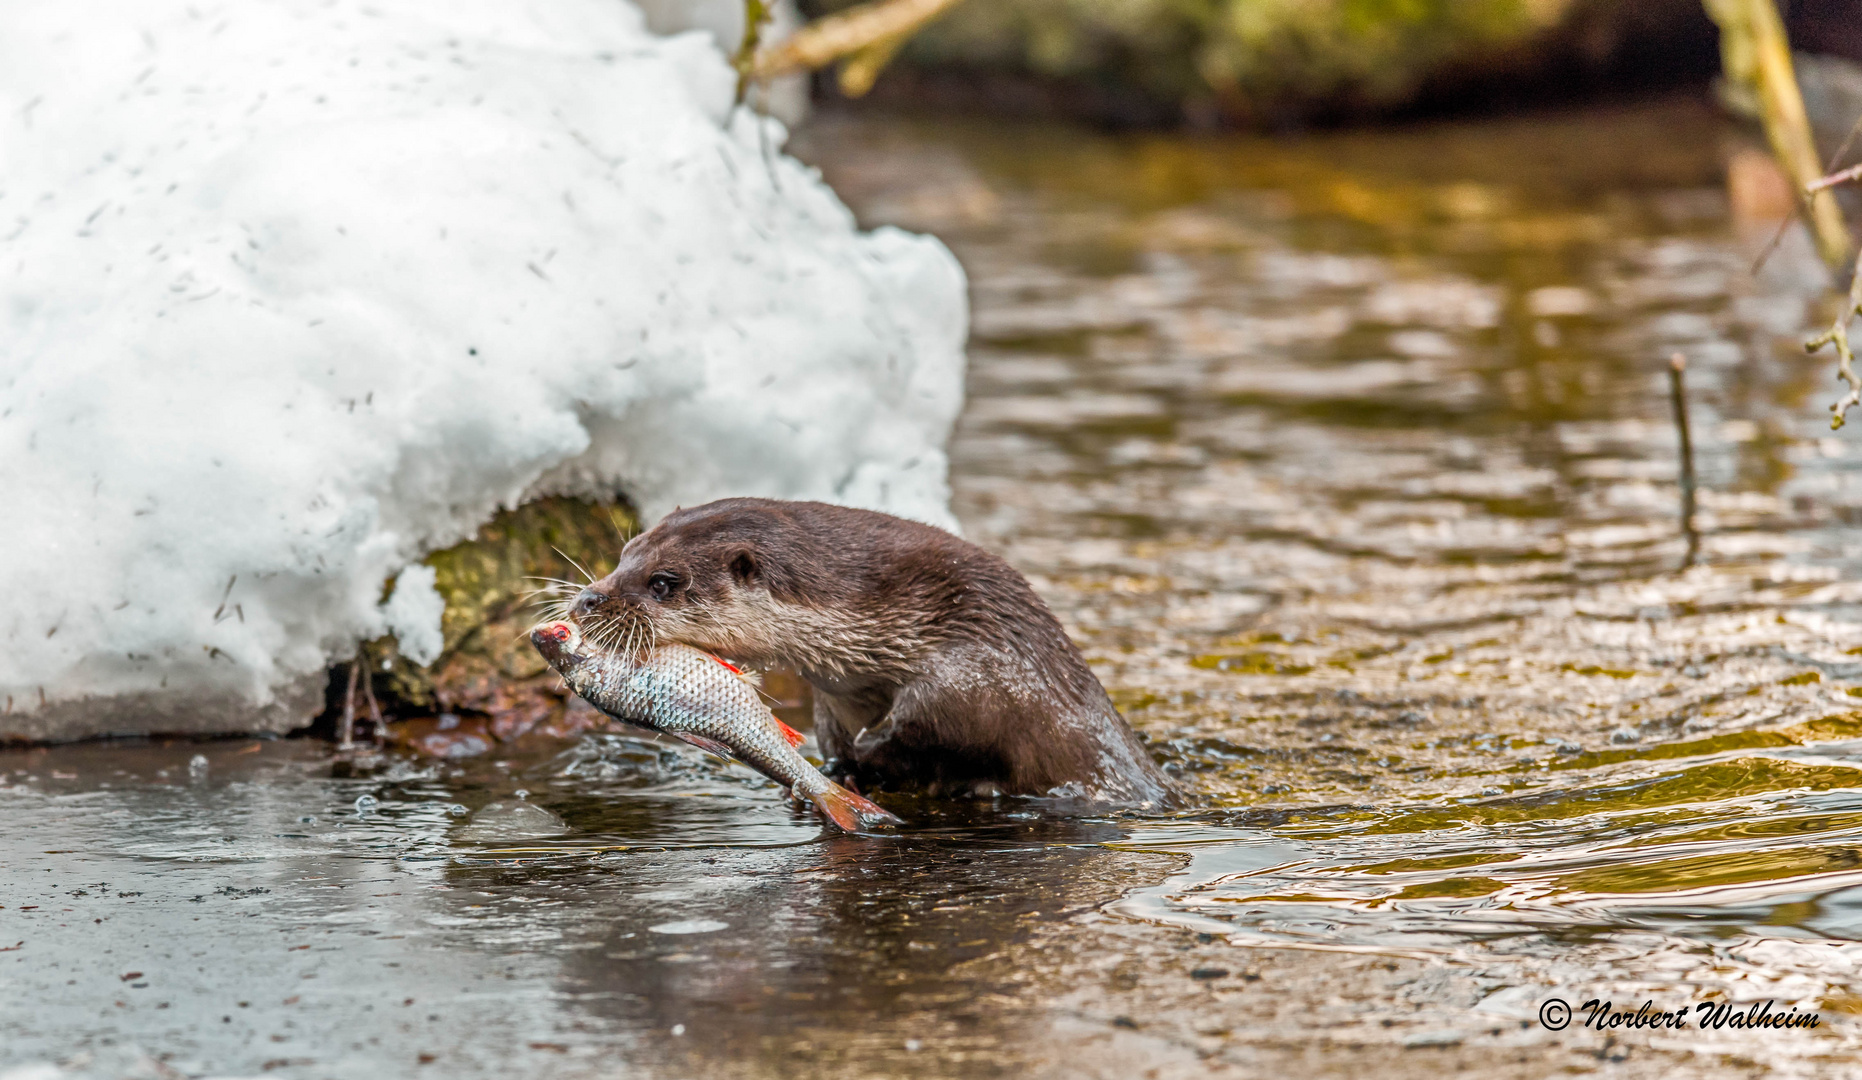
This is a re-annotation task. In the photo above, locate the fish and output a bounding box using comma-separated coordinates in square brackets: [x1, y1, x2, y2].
[528, 620, 902, 833]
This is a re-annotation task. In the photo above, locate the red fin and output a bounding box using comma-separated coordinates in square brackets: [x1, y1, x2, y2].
[670, 732, 737, 762]
[707, 653, 763, 689]
[774, 719, 806, 748]
[811, 783, 903, 833]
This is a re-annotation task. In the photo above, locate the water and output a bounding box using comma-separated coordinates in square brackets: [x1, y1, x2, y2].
[8, 96, 1862, 1076]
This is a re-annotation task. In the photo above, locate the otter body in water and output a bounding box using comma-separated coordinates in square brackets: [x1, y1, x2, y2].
[570, 498, 1172, 806]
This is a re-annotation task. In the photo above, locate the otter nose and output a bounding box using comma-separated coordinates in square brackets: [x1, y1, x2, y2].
[572, 588, 605, 619]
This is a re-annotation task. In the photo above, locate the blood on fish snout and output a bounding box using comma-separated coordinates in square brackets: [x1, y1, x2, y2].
[529, 621, 579, 664]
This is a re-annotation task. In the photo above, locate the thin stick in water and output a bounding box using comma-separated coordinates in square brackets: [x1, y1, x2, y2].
[338, 661, 358, 751]
[1668, 353, 1700, 568]
[362, 662, 384, 746]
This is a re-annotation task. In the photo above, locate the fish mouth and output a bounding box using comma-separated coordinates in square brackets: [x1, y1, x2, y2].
[528, 620, 587, 666]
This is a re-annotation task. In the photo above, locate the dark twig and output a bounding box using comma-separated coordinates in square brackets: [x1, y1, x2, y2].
[1754, 103, 1862, 277]
[1668, 353, 1700, 569]
[1751, 213, 1797, 277]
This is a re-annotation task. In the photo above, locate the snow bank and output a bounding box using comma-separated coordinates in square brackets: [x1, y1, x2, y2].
[0, 0, 968, 740]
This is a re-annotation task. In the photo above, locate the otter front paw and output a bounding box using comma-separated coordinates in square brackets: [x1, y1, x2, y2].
[820, 757, 863, 792]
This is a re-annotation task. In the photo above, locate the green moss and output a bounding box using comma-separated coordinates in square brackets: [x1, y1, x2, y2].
[424, 497, 635, 662]
[1560, 662, 1636, 678]
[370, 497, 637, 716]
[1190, 651, 1314, 675]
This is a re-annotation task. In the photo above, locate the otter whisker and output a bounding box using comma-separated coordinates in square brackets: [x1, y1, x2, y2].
[550, 547, 598, 585]
[526, 575, 586, 588]
[596, 617, 630, 657]
[522, 582, 584, 596]
[519, 588, 579, 610]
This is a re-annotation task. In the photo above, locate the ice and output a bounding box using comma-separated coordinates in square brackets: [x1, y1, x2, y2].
[455, 800, 570, 842]
[0, 0, 968, 741]
[648, 919, 730, 935]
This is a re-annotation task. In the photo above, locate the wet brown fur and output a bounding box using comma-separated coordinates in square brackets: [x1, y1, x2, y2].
[571, 498, 1173, 805]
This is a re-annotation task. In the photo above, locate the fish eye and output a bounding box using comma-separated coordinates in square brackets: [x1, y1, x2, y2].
[647, 571, 681, 601]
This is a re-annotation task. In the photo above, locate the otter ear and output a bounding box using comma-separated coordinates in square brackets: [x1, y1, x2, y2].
[729, 551, 758, 584]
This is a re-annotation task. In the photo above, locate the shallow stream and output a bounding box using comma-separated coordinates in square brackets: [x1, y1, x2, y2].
[9, 96, 1862, 1077]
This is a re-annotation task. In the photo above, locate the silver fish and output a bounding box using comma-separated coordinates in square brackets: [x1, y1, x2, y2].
[529, 620, 901, 832]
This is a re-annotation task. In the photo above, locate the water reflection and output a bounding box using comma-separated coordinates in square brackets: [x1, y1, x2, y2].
[798, 93, 1862, 1063]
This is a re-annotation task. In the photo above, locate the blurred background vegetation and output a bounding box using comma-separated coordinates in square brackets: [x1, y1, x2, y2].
[797, 0, 1858, 127]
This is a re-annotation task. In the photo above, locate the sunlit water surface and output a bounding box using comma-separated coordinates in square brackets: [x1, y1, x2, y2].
[9, 97, 1862, 1078]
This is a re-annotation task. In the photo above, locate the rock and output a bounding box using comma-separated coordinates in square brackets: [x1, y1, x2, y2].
[347, 496, 635, 745]
[802, 0, 1717, 125]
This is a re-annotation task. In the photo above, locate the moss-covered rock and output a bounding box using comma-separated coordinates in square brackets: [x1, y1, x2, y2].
[334, 495, 817, 754]
[346, 497, 637, 743]
[807, 0, 1715, 124]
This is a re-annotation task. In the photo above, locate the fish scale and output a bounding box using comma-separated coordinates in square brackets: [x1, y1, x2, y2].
[530, 620, 902, 833]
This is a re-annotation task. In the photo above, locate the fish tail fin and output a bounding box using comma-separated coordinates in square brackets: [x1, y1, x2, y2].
[811, 782, 903, 833]
[774, 718, 806, 748]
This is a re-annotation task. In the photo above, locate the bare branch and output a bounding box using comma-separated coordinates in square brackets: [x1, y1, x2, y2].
[749, 0, 968, 96]
[733, 0, 774, 104]
[1704, 0, 1852, 267]
[1806, 162, 1862, 195]
[1806, 251, 1862, 429]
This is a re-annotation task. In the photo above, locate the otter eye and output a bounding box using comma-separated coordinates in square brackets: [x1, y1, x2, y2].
[647, 572, 680, 601]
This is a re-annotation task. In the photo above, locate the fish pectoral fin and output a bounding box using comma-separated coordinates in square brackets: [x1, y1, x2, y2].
[670, 732, 739, 762]
[774, 718, 806, 748]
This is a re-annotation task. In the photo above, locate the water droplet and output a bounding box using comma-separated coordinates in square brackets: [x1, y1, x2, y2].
[513, 789, 529, 800]
[453, 801, 567, 841]
[905, 1039, 922, 1052]
[447, 804, 468, 817]
[187, 754, 208, 776]
[353, 794, 379, 814]
[670, 1024, 685, 1036]
[648, 919, 727, 935]
[298, 815, 315, 824]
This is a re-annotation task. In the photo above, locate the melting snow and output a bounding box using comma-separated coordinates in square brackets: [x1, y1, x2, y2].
[0, 0, 967, 739]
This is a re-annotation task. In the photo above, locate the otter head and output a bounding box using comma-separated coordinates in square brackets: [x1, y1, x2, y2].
[570, 499, 820, 666]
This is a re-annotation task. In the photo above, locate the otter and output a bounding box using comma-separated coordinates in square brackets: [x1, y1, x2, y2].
[569, 498, 1173, 806]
